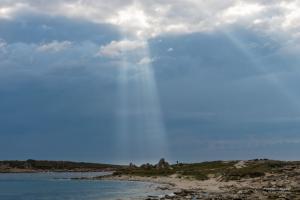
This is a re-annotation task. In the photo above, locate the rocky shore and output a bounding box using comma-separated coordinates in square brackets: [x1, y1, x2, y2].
[99, 174, 300, 199]
[96, 159, 300, 199]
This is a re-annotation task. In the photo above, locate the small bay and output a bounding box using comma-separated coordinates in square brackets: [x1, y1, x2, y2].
[0, 172, 164, 200]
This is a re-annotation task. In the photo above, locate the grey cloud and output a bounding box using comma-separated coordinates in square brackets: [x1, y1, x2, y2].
[1, 0, 299, 42]
[149, 27, 298, 81]
[1, 1, 300, 163]
[0, 14, 121, 43]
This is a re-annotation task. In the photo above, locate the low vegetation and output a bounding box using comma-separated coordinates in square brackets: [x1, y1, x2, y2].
[2, 158, 297, 181]
[0, 159, 121, 172]
[113, 159, 298, 181]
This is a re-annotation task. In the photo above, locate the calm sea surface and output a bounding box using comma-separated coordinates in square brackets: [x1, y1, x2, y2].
[0, 172, 166, 200]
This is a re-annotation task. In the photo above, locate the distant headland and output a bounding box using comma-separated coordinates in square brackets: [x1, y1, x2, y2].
[0, 159, 121, 173]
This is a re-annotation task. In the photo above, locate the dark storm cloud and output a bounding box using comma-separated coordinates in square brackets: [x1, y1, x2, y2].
[1, 1, 300, 163]
[146, 28, 300, 161]
[0, 13, 123, 162]
[149, 27, 297, 81]
[148, 28, 300, 120]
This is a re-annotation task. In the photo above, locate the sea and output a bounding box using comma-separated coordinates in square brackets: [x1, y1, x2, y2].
[0, 172, 168, 200]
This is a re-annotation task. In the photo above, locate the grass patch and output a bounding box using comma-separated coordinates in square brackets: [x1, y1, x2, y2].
[113, 160, 237, 180]
[112, 160, 295, 181]
[113, 168, 174, 177]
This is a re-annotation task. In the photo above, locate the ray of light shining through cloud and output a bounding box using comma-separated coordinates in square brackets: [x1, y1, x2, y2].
[115, 40, 168, 164]
[1, 0, 300, 163]
[106, 2, 170, 164]
[223, 31, 300, 112]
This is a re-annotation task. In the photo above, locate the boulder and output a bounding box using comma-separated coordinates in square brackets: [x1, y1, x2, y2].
[156, 158, 170, 169]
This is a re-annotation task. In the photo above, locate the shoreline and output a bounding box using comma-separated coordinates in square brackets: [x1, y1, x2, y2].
[94, 172, 300, 199]
[0, 169, 115, 173]
[97, 174, 229, 191]
[95, 174, 241, 199]
[2, 159, 300, 199]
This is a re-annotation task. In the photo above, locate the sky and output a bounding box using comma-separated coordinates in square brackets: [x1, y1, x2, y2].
[1, 0, 300, 164]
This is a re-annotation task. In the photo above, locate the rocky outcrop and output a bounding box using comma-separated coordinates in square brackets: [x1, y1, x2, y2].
[145, 160, 300, 200]
[156, 158, 170, 169]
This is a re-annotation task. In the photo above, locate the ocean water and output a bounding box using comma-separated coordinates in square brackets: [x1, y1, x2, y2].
[0, 172, 166, 200]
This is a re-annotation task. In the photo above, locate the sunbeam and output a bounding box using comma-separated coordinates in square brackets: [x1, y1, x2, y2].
[223, 31, 300, 111]
[114, 39, 168, 164]
[105, 1, 170, 164]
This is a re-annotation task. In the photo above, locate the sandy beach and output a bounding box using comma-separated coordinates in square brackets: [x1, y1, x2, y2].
[101, 174, 237, 192]
[97, 160, 300, 199]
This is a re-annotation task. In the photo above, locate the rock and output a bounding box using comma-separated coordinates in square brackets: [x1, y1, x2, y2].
[156, 158, 170, 169]
[157, 186, 170, 190]
[165, 193, 175, 199]
[146, 195, 159, 200]
[129, 162, 137, 168]
[141, 163, 154, 169]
